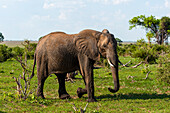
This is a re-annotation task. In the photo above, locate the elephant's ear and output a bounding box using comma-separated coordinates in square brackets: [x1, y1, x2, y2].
[74, 35, 100, 61]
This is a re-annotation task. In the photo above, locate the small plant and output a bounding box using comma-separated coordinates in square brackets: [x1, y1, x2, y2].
[12, 40, 36, 100]
[141, 64, 149, 74]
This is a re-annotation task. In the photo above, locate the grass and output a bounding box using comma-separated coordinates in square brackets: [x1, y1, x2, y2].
[0, 56, 169, 112]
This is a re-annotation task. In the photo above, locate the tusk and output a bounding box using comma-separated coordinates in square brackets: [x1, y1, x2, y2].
[107, 59, 115, 67]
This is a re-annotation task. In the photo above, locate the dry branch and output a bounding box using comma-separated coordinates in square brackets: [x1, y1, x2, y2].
[144, 71, 151, 79]
[118, 60, 130, 67]
[67, 99, 88, 113]
[12, 77, 22, 96]
[131, 61, 144, 68]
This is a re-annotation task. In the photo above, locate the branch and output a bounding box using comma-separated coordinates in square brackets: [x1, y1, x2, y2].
[118, 60, 130, 67]
[15, 56, 27, 71]
[83, 103, 89, 112]
[144, 71, 151, 79]
[131, 61, 144, 68]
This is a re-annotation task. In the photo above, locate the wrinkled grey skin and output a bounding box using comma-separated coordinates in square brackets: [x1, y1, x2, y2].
[31, 29, 119, 102]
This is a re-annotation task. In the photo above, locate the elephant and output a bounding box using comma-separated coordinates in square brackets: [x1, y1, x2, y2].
[30, 29, 119, 102]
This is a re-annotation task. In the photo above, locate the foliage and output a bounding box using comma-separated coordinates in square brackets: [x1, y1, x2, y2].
[0, 45, 12, 62]
[115, 38, 123, 46]
[117, 46, 126, 56]
[156, 54, 170, 84]
[0, 42, 37, 62]
[0, 32, 4, 42]
[129, 15, 170, 45]
[146, 31, 154, 45]
[116, 39, 170, 64]
[159, 16, 170, 45]
[12, 46, 24, 57]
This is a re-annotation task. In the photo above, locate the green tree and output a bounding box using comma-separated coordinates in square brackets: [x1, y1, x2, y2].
[146, 31, 154, 45]
[115, 38, 123, 46]
[0, 32, 4, 42]
[129, 15, 170, 45]
[159, 16, 170, 45]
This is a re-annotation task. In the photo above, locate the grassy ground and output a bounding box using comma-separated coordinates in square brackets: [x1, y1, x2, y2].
[0, 56, 169, 112]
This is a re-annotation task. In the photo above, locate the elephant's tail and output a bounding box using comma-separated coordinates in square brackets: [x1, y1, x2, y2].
[30, 52, 36, 79]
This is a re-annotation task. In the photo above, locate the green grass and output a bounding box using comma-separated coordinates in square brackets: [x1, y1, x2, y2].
[0, 56, 169, 112]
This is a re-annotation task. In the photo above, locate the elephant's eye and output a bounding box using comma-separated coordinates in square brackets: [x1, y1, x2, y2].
[101, 49, 105, 52]
[103, 44, 107, 48]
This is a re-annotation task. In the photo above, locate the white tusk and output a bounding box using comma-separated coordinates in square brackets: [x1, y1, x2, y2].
[107, 59, 114, 67]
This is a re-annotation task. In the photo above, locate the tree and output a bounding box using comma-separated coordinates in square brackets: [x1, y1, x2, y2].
[159, 16, 170, 45]
[146, 31, 154, 45]
[115, 38, 123, 46]
[0, 32, 4, 42]
[129, 15, 170, 45]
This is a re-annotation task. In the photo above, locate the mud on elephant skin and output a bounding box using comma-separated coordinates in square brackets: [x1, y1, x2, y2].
[30, 29, 119, 102]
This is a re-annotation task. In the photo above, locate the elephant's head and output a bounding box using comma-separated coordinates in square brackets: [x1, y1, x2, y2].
[75, 29, 119, 93]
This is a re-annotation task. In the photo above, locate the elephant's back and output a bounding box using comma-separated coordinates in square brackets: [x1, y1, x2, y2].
[37, 32, 75, 50]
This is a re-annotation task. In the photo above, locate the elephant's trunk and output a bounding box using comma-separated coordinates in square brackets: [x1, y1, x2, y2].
[107, 55, 119, 93]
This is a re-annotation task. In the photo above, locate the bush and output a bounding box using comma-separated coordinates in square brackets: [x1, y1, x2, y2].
[156, 54, 170, 83]
[117, 46, 126, 56]
[12, 46, 24, 57]
[0, 42, 37, 62]
[27, 43, 37, 59]
[0, 45, 12, 62]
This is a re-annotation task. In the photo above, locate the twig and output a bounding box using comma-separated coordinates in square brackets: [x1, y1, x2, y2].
[127, 75, 134, 79]
[131, 61, 144, 68]
[83, 103, 88, 111]
[12, 77, 21, 95]
[65, 78, 74, 83]
[67, 99, 88, 113]
[118, 60, 130, 67]
[144, 71, 151, 79]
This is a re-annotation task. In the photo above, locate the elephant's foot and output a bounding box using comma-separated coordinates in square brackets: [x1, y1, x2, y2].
[77, 87, 87, 98]
[59, 94, 70, 99]
[87, 98, 97, 102]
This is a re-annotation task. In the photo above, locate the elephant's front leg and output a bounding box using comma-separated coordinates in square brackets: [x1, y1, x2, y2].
[85, 68, 96, 102]
[78, 56, 96, 102]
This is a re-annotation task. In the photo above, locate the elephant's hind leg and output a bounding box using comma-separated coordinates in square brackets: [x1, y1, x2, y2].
[56, 74, 70, 99]
[37, 76, 47, 99]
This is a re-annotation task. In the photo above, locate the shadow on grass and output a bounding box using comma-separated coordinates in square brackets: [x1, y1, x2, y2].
[0, 111, 7, 113]
[96, 93, 170, 100]
[32, 93, 169, 106]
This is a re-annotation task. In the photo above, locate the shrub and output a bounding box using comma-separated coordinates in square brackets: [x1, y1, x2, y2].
[12, 46, 24, 57]
[117, 46, 126, 56]
[156, 54, 170, 83]
[0, 45, 12, 62]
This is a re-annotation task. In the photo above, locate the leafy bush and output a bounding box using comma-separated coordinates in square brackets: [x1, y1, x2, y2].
[0, 42, 37, 62]
[118, 39, 169, 64]
[156, 54, 170, 83]
[117, 46, 126, 56]
[27, 43, 37, 59]
[12, 46, 24, 57]
[0, 45, 12, 62]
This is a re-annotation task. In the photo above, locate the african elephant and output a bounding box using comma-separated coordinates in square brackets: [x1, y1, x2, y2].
[31, 29, 119, 102]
